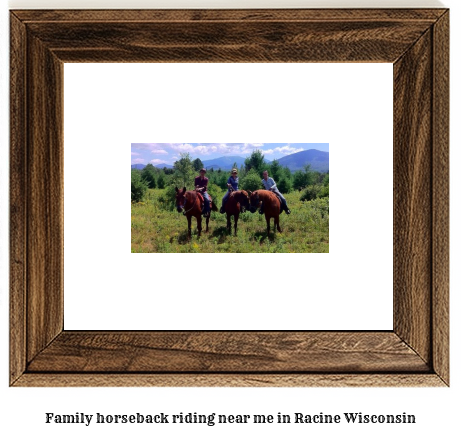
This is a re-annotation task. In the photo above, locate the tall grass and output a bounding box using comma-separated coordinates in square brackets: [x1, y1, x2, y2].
[131, 189, 329, 253]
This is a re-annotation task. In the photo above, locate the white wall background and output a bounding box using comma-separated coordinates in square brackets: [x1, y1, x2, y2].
[63, 63, 393, 331]
[1, 1, 458, 436]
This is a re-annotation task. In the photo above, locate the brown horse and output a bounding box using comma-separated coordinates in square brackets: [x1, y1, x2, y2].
[224, 190, 250, 235]
[175, 187, 217, 237]
[249, 190, 282, 234]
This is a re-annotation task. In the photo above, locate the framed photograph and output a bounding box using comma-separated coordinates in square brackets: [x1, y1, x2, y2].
[10, 9, 449, 386]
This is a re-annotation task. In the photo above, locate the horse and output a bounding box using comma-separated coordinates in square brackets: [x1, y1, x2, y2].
[248, 190, 282, 234]
[175, 187, 217, 237]
[223, 190, 250, 235]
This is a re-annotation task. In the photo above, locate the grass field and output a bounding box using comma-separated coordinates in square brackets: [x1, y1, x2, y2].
[131, 189, 329, 253]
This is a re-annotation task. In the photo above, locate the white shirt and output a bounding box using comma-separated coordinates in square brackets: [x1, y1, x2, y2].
[262, 177, 277, 191]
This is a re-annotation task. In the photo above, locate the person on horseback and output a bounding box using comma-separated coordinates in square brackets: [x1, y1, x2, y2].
[195, 168, 211, 216]
[219, 168, 239, 214]
[260, 170, 291, 214]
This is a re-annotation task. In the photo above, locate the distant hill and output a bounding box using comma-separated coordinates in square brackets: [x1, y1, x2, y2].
[132, 149, 329, 173]
[276, 149, 329, 172]
[202, 156, 246, 171]
[131, 163, 173, 170]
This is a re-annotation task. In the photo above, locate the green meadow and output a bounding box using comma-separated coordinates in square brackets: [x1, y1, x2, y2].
[131, 189, 329, 253]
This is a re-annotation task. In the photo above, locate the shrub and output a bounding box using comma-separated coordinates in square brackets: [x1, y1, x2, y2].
[131, 170, 149, 203]
[318, 184, 329, 198]
[158, 184, 176, 211]
[141, 164, 157, 188]
[308, 196, 329, 217]
[157, 173, 165, 189]
[299, 184, 322, 202]
[293, 165, 319, 191]
[207, 183, 224, 209]
[240, 169, 262, 192]
[277, 177, 293, 194]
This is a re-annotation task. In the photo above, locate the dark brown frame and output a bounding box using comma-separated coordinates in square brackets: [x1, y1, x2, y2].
[10, 9, 449, 387]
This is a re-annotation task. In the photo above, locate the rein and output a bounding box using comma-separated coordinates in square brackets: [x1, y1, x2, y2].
[183, 191, 199, 215]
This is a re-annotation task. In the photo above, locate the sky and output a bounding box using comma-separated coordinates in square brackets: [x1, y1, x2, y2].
[131, 143, 329, 166]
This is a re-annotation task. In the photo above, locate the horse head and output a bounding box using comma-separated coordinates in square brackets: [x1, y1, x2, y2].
[239, 190, 250, 213]
[175, 187, 187, 213]
[248, 190, 260, 214]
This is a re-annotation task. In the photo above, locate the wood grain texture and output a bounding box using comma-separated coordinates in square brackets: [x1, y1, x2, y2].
[432, 11, 449, 385]
[27, 332, 429, 373]
[9, 9, 449, 387]
[9, 13, 27, 385]
[393, 29, 433, 364]
[27, 20, 432, 63]
[13, 374, 446, 388]
[12, 9, 447, 22]
[26, 34, 64, 362]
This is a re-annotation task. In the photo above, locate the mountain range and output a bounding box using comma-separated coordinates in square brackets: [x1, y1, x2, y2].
[276, 149, 329, 172]
[131, 149, 329, 173]
[202, 155, 247, 170]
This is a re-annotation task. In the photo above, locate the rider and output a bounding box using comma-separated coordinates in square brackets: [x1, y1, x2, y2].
[220, 168, 239, 213]
[260, 170, 291, 214]
[195, 168, 211, 216]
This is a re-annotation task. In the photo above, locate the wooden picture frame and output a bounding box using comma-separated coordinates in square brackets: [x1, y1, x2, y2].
[10, 9, 449, 387]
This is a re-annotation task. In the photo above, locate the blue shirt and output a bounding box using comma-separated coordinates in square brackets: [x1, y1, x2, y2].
[227, 176, 239, 191]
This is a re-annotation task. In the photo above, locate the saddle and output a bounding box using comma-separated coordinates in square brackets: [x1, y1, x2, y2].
[197, 192, 213, 215]
[273, 194, 283, 213]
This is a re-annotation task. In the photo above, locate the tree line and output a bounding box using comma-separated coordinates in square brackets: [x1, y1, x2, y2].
[131, 149, 329, 204]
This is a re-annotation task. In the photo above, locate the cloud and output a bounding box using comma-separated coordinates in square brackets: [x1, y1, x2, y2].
[216, 143, 232, 154]
[168, 143, 236, 156]
[132, 143, 169, 153]
[132, 143, 295, 159]
[193, 145, 210, 155]
[149, 159, 166, 165]
[273, 145, 304, 155]
[170, 143, 195, 153]
[240, 143, 265, 153]
[131, 151, 140, 156]
[131, 158, 145, 164]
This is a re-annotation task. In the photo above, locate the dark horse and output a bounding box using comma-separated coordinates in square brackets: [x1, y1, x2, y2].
[248, 190, 282, 234]
[224, 190, 250, 235]
[175, 187, 217, 237]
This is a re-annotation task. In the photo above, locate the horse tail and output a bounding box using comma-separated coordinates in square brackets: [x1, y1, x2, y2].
[211, 201, 218, 212]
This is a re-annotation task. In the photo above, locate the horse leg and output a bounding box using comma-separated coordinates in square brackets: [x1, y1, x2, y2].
[226, 213, 231, 233]
[276, 214, 282, 233]
[197, 215, 202, 237]
[265, 214, 271, 234]
[234, 213, 238, 236]
[205, 215, 210, 233]
[187, 215, 192, 239]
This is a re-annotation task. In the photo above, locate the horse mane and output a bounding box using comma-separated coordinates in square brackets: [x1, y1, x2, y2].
[185, 190, 197, 201]
[230, 190, 248, 203]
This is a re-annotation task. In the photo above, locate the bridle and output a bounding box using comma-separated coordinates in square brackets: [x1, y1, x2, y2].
[178, 190, 198, 215]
